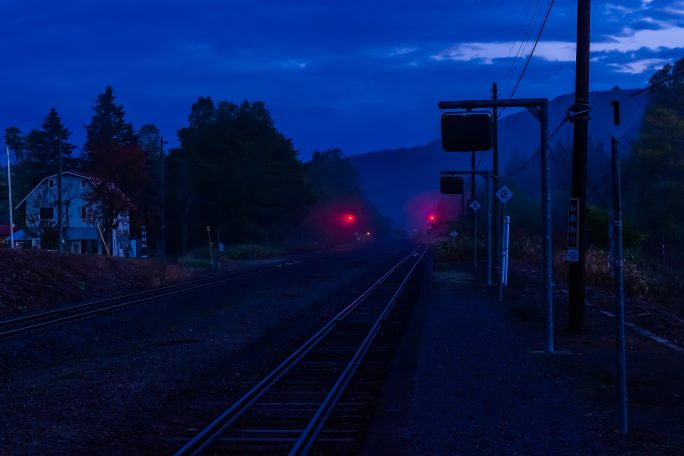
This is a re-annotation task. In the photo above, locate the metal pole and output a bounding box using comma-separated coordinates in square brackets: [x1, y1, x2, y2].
[568, 0, 591, 330]
[611, 99, 628, 433]
[5, 146, 14, 248]
[487, 172, 492, 285]
[499, 204, 507, 303]
[58, 122, 63, 252]
[207, 226, 214, 267]
[492, 82, 500, 282]
[473, 205, 477, 269]
[541, 101, 554, 353]
[160, 137, 167, 259]
[471, 151, 476, 234]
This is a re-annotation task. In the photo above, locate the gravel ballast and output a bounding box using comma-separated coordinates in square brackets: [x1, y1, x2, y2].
[364, 258, 684, 455]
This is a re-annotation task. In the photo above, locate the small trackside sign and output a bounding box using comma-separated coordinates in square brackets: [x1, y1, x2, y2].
[567, 198, 580, 262]
[496, 185, 513, 204]
[470, 200, 482, 211]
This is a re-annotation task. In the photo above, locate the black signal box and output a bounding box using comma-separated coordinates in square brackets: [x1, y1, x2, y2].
[441, 112, 493, 152]
[440, 176, 464, 194]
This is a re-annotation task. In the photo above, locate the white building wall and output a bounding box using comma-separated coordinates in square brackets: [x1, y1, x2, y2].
[22, 172, 131, 256]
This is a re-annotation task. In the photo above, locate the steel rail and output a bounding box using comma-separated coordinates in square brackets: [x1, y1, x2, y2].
[173, 246, 424, 456]
[0, 249, 345, 341]
[290, 246, 426, 455]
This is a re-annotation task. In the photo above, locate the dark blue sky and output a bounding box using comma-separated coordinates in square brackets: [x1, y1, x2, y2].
[1, 0, 682, 159]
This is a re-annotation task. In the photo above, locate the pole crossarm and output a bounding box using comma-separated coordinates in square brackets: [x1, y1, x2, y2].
[438, 95, 553, 353]
[438, 98, 548, 110]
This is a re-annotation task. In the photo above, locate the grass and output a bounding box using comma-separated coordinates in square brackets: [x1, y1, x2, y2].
[510, 231, 683, 317]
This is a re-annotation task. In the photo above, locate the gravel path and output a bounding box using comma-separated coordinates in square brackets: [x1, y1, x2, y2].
[407, 267, 613, 455]
[364, 258, 684, 455]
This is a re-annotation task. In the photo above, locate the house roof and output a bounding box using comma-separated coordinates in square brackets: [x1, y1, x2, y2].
[15, 170, 134, 211]
[15, 171, 97, 209]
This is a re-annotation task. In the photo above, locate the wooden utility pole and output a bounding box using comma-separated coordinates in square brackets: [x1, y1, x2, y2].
[568, 0, 591, 330]
[492, 82, 500, 281]
[160, 137, 167, 258]
[58, 121, 64, 252]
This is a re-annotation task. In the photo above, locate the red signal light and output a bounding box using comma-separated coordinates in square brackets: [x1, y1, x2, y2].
[343, 213, 355, 224]
[427, 213, 437, 223]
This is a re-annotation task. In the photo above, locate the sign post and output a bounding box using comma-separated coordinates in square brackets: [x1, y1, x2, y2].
[470, 200, 481, 268]
[450, 229, 458, 249]
[499, 215, 510, 303]
[495, 187, 513, 304]
[441, 170, 493, 283]
[486, 173, 492, 285]
[567, 198, 580, 262]
[206, 226, 214, 268]
[440, 96, 553, 353]
[140, 225, 148, 259]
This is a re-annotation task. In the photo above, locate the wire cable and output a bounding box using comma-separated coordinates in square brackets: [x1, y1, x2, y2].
[496, 116, 567, 179]
[507, 0, 555, 100]
[629, 67, 684, 98]
[500, 0, 545, 95]
[498, 0, 556, 120]
[496, 0, 539, 85]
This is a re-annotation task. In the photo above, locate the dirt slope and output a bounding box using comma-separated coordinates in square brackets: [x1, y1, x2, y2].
[0, 249, 192, 318]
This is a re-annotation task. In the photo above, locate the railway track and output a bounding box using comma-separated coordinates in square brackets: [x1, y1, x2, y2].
[173, 244, 427, 456]
[0, 249, 345, 341]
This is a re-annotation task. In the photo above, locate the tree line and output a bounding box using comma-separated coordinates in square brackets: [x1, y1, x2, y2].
[2, 86, 387, 254]
[499, 56, 684, 263]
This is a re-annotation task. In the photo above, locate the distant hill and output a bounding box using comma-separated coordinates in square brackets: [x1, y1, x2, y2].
[348, 87, 650, 231]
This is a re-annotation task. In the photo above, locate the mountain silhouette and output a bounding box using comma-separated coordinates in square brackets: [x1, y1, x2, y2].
[348, 87, 650, 230]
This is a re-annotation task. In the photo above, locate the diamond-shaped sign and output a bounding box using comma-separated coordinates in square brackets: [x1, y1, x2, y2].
[496, 185, 514, 204]
[450, 230, 458, 238]
[470, 200, 482, 211]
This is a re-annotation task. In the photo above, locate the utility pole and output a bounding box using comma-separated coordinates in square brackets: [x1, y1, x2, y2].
[491, 82, 500, 280]
[568, 0, 591, 330]
[471, 151, 476, 234]
[160, 137, 168, 259]
[611, 100, 628, 434]
[58, 120, 64, 252]
[5, 146, 14, 248]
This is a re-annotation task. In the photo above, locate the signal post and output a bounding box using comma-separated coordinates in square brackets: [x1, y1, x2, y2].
[438, 97, 554, 353]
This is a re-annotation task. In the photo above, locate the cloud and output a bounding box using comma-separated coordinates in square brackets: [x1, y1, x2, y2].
[388, 47, 419, 56]
[594, 25, 684, 52]
[431, 41, 576, 64]
[608, 57, 671, 74]
[431, 24, 684, 73]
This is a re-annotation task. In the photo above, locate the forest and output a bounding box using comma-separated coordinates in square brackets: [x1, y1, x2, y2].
[1, 86, 387, 254]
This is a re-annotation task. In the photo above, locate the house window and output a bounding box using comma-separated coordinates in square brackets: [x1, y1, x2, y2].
[40, 207, 54, 220]
[81, 206, 86, 220]
[48, 179, 54, 188]
[81, 179, 87, 188]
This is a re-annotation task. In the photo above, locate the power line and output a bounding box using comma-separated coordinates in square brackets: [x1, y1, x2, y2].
[629, 67, 684, 98]
[497, 0, 555, 120]
[497, 116, 567, 179]
[500, 0, 545, 95]
[496, 0, 539, 84]
[507, 0, 556, 100]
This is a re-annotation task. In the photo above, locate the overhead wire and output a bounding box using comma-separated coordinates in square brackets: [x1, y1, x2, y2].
[497, 0, 556, 120]
[506, 0, 556, 101]
[499, 0, 545, 95]
[629, 67, 684, 98]
[496, 116, 567, 179]
[495, 0, 540, 85]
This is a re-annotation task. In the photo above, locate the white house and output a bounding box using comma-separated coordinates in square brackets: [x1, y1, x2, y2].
[15, 171, 132, 256]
